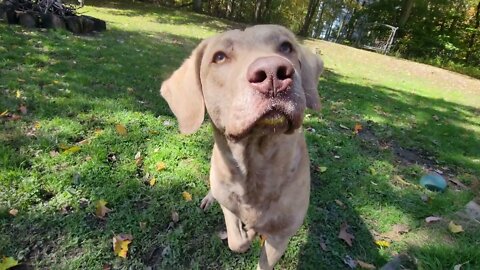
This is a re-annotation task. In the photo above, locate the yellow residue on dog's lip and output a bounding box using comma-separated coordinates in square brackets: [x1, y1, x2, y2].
[257, 114, 287, 126]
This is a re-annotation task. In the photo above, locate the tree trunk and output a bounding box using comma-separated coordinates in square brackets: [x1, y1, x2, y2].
[335, 12, 348, 42]
[398, 0, 414, 27]
[254, 0, 264, 23]
[299, 0, 321, 37]
[226, 0, 233, 18]
[311, 1, 325, 38]
[193, 0, 202, 13]
[466, 1, 480, 64]
[261, 0, 272, 20]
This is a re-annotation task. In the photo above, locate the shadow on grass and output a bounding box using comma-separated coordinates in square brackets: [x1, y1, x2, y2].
[1, 6, 479, 269]
[297, 69, 479, 269]
[85, 0, 246, 32]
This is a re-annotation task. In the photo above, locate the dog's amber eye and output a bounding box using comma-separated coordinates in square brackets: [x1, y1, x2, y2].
[279, 41, 293, 54]
[213, 52, 227, 63]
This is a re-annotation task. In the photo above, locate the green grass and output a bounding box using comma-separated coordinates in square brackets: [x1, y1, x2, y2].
[1, 1, 479, 269]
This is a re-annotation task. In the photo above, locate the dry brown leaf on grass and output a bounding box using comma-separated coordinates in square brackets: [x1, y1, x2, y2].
[357, 260, 376, 269]
[149, 178, 156, 186]
[95, 199, 112, 219]
[425, 216, 442, 223]
[448, 221, 464, 233]
[182, 191, 192, 201]
[338, 223, 355, 247]
[354, 123, 363, 134]
[335, 199, 345, 208]
[375, 240, 390, 247]
[171, 211, 179, 223]
[134, 151, 143, 167]
[320, 241, 328, 251]
[19, 104, 27, 115]
[115, 124, 128, 135]
[8, 209, 18, 216]
[156, 162, 166, 171]
[112, 234, 133, 258]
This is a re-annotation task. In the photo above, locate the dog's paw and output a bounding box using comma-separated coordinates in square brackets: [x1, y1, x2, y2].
[200, 191, 215, 211]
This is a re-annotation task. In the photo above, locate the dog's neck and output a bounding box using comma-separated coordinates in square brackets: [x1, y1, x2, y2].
[212, 126, 304, 178]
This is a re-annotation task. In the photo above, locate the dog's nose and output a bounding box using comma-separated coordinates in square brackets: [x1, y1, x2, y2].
[247, 56, 294, 96]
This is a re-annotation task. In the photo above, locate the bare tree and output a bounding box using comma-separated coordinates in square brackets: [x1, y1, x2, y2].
[193, 0, 202, 12]
[466, 1, 480, 64]
[299, 0, 321, 36]
[398, 0, 414, 27]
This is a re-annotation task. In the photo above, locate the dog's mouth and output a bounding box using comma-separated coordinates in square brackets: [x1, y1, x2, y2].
[253, 110, 291, 133]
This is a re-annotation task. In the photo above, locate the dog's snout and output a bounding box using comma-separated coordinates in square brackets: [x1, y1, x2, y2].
[247, 56, 294, 96]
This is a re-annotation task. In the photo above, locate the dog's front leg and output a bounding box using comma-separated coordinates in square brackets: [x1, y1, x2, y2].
[221, 205, 255, 253]
[257, 235, 290, 270]
[200, 190, 216, 210]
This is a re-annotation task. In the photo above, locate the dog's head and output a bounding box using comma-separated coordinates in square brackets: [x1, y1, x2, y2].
[161, 25, 323, 140]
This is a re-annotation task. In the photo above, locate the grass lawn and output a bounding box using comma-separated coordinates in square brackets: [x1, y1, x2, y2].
[1, 1, 479, 269]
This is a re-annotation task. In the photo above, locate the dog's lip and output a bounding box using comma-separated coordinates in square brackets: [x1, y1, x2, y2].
[255, 110, 291, 128]
[226, 108, 296, 141]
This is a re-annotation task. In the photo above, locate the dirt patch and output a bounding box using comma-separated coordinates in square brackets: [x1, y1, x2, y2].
[358, 126, 468, 190]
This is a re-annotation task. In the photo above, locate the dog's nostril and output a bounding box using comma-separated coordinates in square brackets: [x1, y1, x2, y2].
[277, 66, 290, 80]
[250, 70, 268, 83]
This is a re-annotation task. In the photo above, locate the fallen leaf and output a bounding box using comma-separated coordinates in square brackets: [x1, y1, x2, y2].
[338, 223, 355, 247]
[78, 139, 90, 145]
[339, 124, 349, 130]
[354, 123, 363, 134]
[375, 240, 390, 247]
[134, 151, 143, 167]
[102, 264, 112, 270]
[112, 234, 133, 258]
[0, 256, 18, 270]
[59, 143, 70, 150]
[171, 211, 179, 223]
[95, 199, 112, 219]
[19, 104, 27, 115]
[259, 234, 267, 247]
[115, 124, 128, 135]
[50, 150, 59, 157]
[421, 194, 430, 203]
[335, 199, 345, 208]
[217, 231, 228, 240]
[318, 166, 327, 173]
[320, 241, 328, 251]
[425, 216, 442, 223]
[0, 110, 8, 117]
[8, 209, 18, 216]
[63, 145, 81, 154]
[448, 221, 464, 233]
[454, 261, 469, 270]
[357, 260, 376, 269]
[149, 178, 156, 186]
[392, 224, 409, 234]
[343, 255, 357, 269]
[182, 191, 192, 201]
[156, 162, 166, 171]
[9, 114, 21, 121]
[16, 90, 21, 98]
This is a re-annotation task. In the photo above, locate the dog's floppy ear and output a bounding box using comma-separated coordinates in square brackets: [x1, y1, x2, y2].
[299, 46, 323, 111]
[160, 40, 209, 134]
